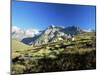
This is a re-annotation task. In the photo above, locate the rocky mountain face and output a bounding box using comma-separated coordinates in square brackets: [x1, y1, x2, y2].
[61, 26, 83, 35]
[32, 25, 68, 45]
[21, 25, 83, 45]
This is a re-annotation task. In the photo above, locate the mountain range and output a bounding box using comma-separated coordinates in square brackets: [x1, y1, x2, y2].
[12, 25, 83, 45]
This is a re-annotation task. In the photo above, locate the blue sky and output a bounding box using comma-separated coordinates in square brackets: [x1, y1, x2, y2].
[12, 0, 96, 31]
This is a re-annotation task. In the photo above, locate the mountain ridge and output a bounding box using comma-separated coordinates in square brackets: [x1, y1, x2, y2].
[21, 25, 83, 45]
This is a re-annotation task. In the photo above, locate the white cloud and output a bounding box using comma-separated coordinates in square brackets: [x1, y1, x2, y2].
[12, 26, 24, 34]
[12, 26, 39, 39]
[25, 29, 39, 37]
[12, 26, 20, 33]
[83, 28, 92, 32]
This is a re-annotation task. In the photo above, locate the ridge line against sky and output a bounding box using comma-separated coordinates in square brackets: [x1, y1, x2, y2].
[12, 0, 96, 30]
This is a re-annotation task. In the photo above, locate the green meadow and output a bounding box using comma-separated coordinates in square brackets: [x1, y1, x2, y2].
[12, 32, 96, 74]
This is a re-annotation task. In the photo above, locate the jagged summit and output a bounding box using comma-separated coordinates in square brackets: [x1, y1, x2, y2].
[21, 25, 84, 45]
[62, 25, 83, 35]
[49, 24, 55, 28]
[48, 24, 64, 29]
[47, 24, 55, 29]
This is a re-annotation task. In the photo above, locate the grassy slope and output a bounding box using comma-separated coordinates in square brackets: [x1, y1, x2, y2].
[12, 32, 96, 74]
[12, 39, 30, 51]
[12, 39, 33, 59]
